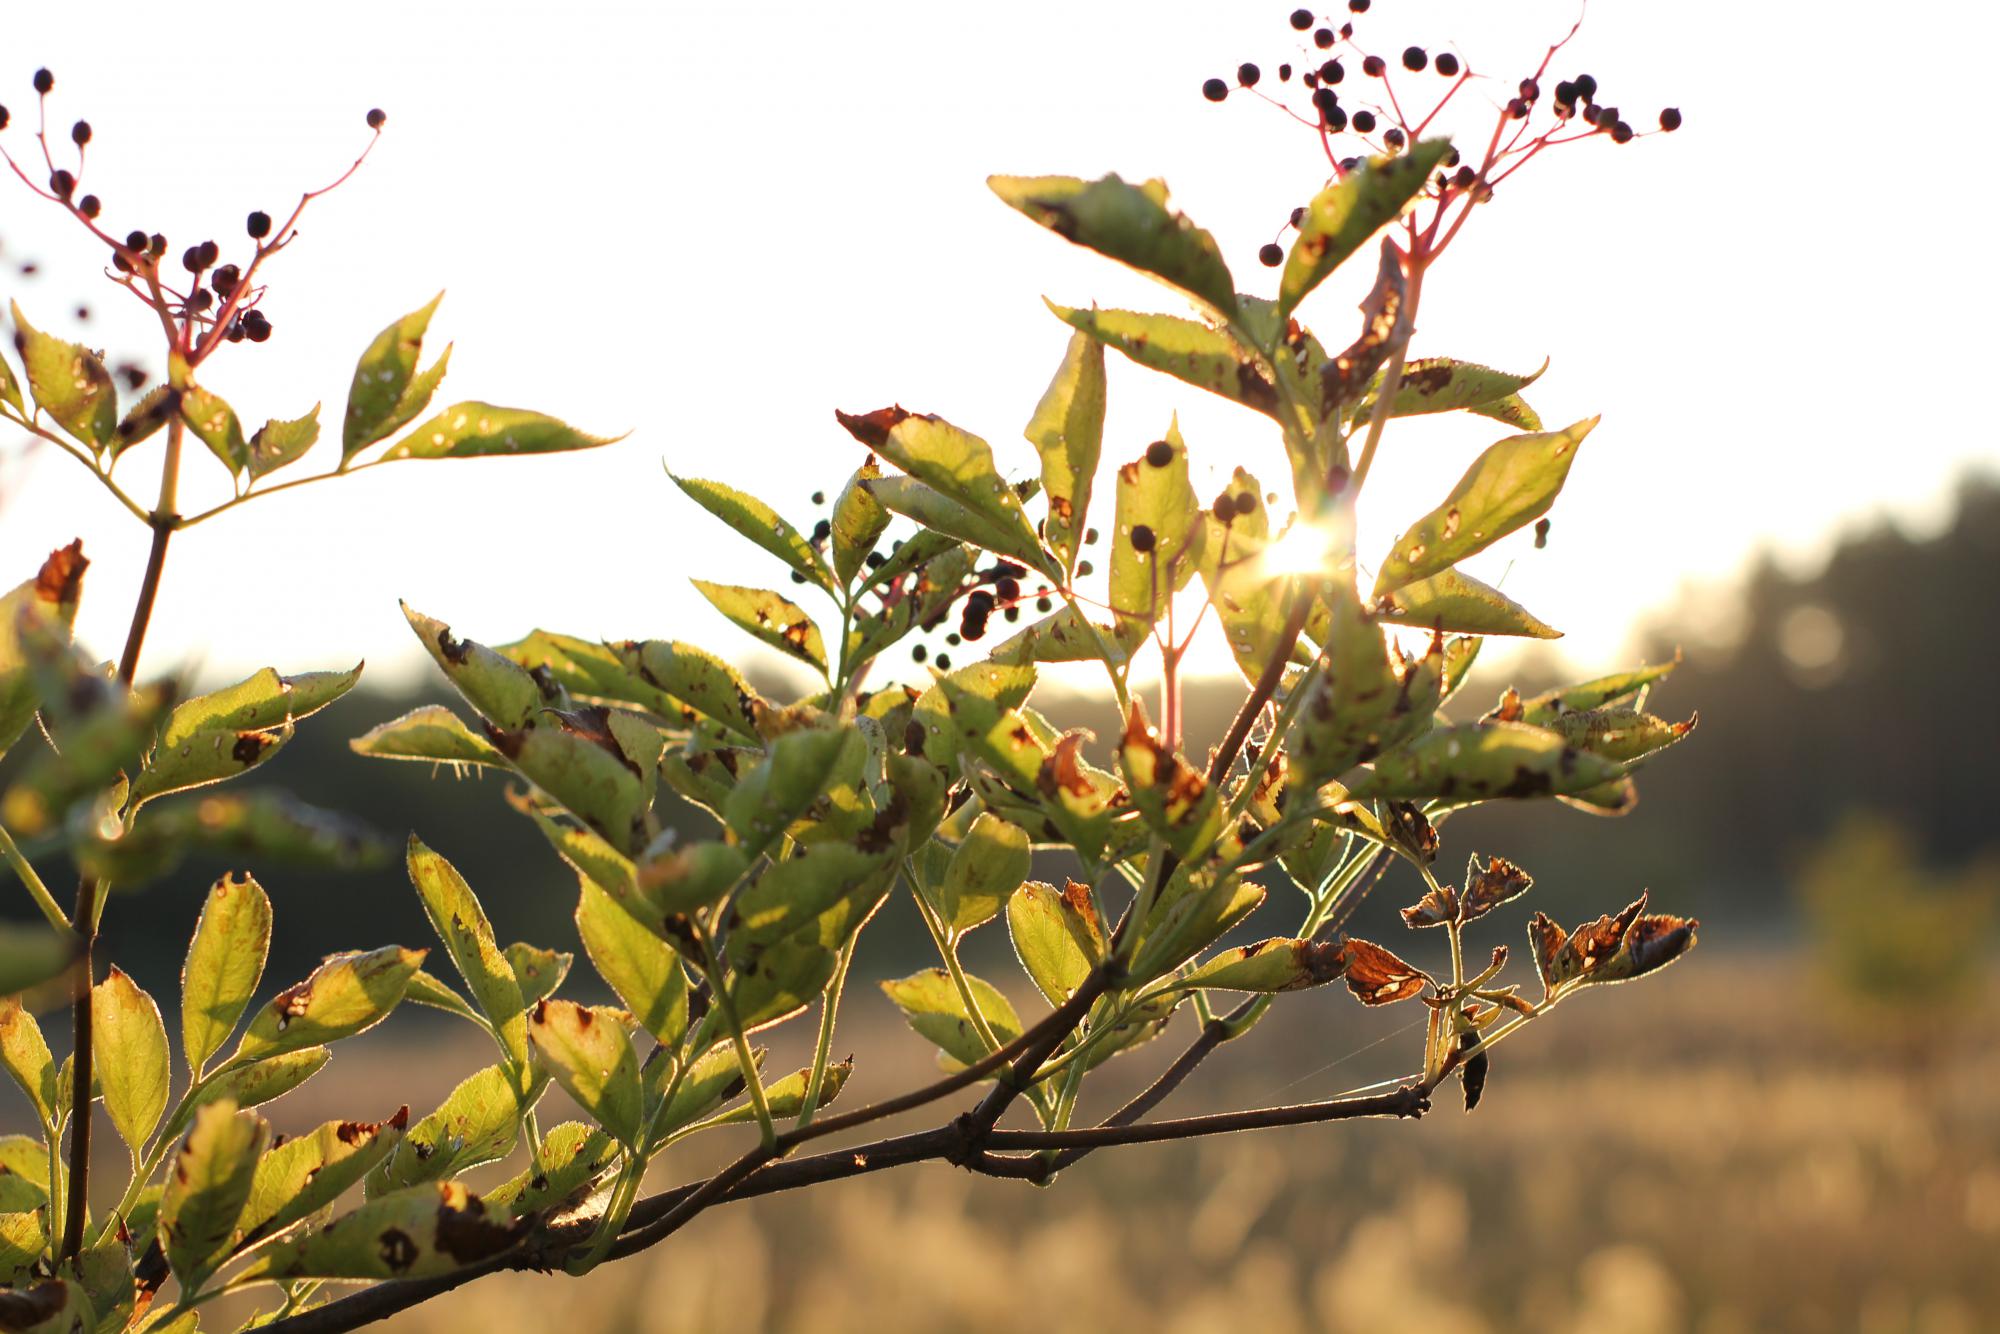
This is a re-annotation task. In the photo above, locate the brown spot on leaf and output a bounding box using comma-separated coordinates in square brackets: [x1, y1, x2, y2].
[376, 1226, 419, 1273]
[231, 732, 274, 765]
[435, 626, 471, 666]
[434, 1193, 523, 1263]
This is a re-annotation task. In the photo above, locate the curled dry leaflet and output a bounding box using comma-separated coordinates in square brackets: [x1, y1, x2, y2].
[0, 8, 1693, 1331]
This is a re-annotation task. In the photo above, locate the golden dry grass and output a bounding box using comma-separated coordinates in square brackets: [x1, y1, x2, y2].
[245, 950, 1999, 1334]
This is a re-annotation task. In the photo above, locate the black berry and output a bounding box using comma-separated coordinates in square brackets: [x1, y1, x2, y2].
[1507, 97, 1529, 119]
[33, 69, 53, 95]
[1362, 55, 1386, 77]
[48, 169, 73, 199]
[1084, 527, 1100, 545]
[366, 108, 387, 129]
[1659, 107, 1682, 131]
[1402, 47, 1427, 72]
[1519, 78, 1541, 101]
[1237, 62, 1260, 87]
[242, 309, 272, 342]
[1383, 127, 1405, 149]
[1534, 517, 1551, 549]
[1290, 8, 1314, 29]
[1610, 120, 1634, 144]
[865, 550, 885, 568]
[1145, 440, 1174, 468]
[1234, 491, 1257, 517]
[811, 490, 826, 505]
[198, 239, 219, 267]
[1312, 87, 1339, 116]
[1036, 597, 1053, 613]
[1435, 52, 1460, 77]
[1259, 242, 1283, 267]
[0, 105, 9, 131]
[1351, 109, 1376, 133]
[934, 653, 951, 670]
[78, 194, 100, 218]
[246, 210, 272, 239]
[1289, 205, 1306, 227]
[1077, 560, 1094, 577]
[1278, 64, 1293, 82]
[148, 233, 166, 257]
[1314, 27, 1335, 48]
[911, 644, 927, 663]
[1319, 59, 1344, 84]
[1323, 103, 1348, 132]
[70, 120, 90, 146]
[1129, 525, 1156, 553]
[1349, 0, 1369, 10]
[1203, 78, 1229, 102]
[1573, 73, 1598, 101]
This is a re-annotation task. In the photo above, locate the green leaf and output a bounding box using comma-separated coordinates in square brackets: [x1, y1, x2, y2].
[1543, 707, 1697, 764]
[880, 968, 1022, 1072]
[1473, 391, 1544, 431]
[92, 967, 171, 1153]
[728, 936, 838, 1035]
[179, 385, 248, 476]
[128, 719, 292, 809]
[160, 1098, 269, 1288]
[90, 790, 390, 886]
[989, 173, 1238, 317]
[1023, 328, 1106, 575]
[0, 928, 75, 998]
[0, 1135, 48, 1194]
[342, 293, 444, 458]
[1051, 304, 1277, 418]
[723, 727, 863, 861]
[247, 404, 322, 481]
[483, 1120, 615, 1216]
[1005, 879, 1105, 1006]
[163, 664, 363, 744]
[726, 844, 900, 963]
[496, 707, 656, 853]
[691, 580, 827, 674]
[1373, 567, 1561, 639]
[986, 604, 1131, 667]
[836, 408, 1050, 574]
[181, 873, 272, 1078]
[576, 878, 687, 1046]
[1108, 422, 1202, 633]
[1374, 417, 1599, 597]
[859, 474, 1045, 570]
[937, 812, 1029, 934]
[1289, 577, 1405, 785]
[349, 704, 508, 769]
[668, 472, 835, 594]
[1132, 868, 1266, 983]
[1345, 721, 1626, 803]
[527, 1000, 643, 1147]
[230, 946, 425, 1065]
[1118, 702, 1223, 861]
[240, 1181, 523, 1282]
[1351, 356, 1546, 425]
[381, 402, 617, 460]
[830, 462, 892, 586]
[10, 301, 117, 449]
[367, 1063, 527, 1195]
[185, 1048, 330, 1127]
[0, 1212, 45, 1287]
[403, 604, 546, 730]
[1168, 937, 1348, 993]
[495, 629, 682, 716]
[403, 970, 485, 1027]
[0, 339, 20, 414]
[1505, 657, 1679, 725]
[240, 1111, 404, 1242]
[406, 836, 528, 1067]
[614, 640, 763, 741]
[1278, 141, 1453, 322]
[505, 943, 571, 1007]
[0, 999, 58, 1127]
[111, 384, 175, 458]
[699, 1059, 851, 1129]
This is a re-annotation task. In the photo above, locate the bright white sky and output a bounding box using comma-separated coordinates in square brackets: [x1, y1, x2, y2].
[2, 0, 1994, 694]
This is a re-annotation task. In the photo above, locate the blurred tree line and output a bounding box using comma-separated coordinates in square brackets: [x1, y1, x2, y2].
[6, 474, 1995, 999]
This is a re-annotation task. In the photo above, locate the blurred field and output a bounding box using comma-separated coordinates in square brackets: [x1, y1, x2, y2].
[245, 948, 1994, 1334]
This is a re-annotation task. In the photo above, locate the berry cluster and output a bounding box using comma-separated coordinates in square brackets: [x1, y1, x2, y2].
[1201, 10, 1683, 270]
[1, 67, 391, 366]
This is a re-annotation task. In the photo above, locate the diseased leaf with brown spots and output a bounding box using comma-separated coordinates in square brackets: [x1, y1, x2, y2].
[1023, 329, 1104, 575]
[1399, 882, 1458, 929]
[989, 173, 1239, 318]
[690, 580, 827, 676]
[1460, 854, 1533, 923]
[1050, 304, 1278, 419]
[1591, 911, 1700, 985]
[1279, 141, 1451, 323]
[1545, 894, 1649, 992]
[1338, 937, 1430, 1005]
[238, 1180, 524, 1283]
